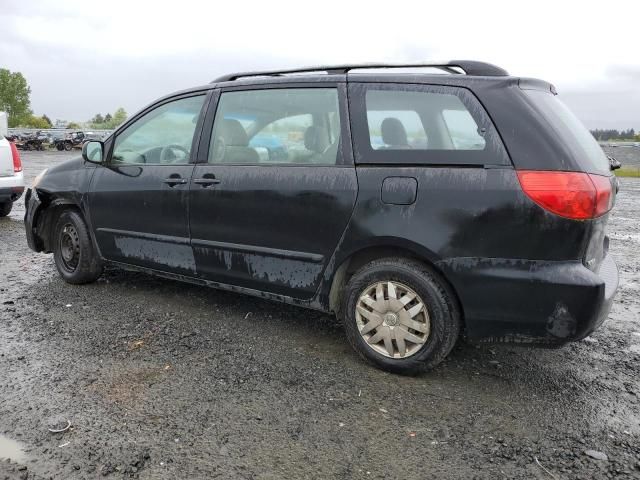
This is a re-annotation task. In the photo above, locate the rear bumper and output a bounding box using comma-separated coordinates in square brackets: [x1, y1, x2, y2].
[438, 254, 619, 344]
[24, 188, 44, 251]
[0, 171, 25, 202]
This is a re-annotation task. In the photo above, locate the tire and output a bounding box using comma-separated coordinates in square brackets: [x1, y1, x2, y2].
[56, 143, 64, 151]
[341, 258, 461, 375]
[53, 209, 103, 284]
[0, 201, 12, 217]
[64, 142, 72, 151]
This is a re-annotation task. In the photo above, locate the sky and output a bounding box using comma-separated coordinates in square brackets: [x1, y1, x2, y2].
[1, 0, 639, 130]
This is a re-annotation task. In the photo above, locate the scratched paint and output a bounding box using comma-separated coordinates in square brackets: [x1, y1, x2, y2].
[210, 248, 321, 289]
[114, 237, 196, 271]
[546, 302, 577, 338]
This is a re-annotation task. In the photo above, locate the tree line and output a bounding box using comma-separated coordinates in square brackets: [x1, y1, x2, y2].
[1, 67, 127, 129]
[590, 129, 638, 141]
[89, 108, 128, 129]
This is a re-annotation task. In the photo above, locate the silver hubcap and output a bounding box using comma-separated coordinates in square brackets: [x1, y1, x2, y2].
[355, 281, 430, 359]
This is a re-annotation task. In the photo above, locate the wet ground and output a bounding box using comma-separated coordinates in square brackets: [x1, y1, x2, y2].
[1, 150, 639, 479]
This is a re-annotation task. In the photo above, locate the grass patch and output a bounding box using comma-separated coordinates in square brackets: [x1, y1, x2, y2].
[615, 168, 640, 178]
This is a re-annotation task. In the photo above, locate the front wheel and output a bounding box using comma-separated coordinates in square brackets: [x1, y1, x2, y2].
[0, 201, 12, 217]
[341, 258, 461, 375]
[64, 142, 73, 151]
[53, 210, 103, 284]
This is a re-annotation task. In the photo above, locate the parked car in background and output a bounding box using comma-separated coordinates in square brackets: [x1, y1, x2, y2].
[249, 134, 288, 162]
[53, 131, 87, 151]
[24, 61, 619, 374]
[0, 112, 24, 217]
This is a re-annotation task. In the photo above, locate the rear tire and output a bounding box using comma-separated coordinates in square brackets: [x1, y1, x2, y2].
[64, 142, 72, 151]
[341, 258, 461, 375]
[0, 201, 12, 217]
[53, 209, 103, 284]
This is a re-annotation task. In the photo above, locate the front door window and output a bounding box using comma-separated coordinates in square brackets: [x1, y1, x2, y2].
[112, 95, 206, 165]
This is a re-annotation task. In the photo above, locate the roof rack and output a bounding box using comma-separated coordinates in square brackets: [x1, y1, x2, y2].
[212, 60, 508, 83]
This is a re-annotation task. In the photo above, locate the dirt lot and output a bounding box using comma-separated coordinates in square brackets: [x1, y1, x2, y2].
[1, 150, 639, 479]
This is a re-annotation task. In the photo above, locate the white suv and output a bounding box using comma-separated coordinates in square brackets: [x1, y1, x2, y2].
[0, 112, 24, 217]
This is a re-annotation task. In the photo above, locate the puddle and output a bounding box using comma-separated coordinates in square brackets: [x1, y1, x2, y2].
[0, 434, 26, 462]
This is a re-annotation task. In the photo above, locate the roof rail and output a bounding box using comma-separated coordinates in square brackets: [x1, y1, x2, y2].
[212, 60, 508, 83]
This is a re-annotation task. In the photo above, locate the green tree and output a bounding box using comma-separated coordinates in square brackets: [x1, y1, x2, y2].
[104, 113, 112, 123]
[21, 115, 50, 129]
[42, 114, 52, 127]
[92, 113, 104, 124]
[111, 107, 127, 127]
[67, 121, 81, 129]
[0, 68, 32, 127]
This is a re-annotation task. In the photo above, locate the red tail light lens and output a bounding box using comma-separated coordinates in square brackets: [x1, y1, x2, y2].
[9, 142, 22, 173]
[589, 173, 614, 217]
[517, 170, 613, 220]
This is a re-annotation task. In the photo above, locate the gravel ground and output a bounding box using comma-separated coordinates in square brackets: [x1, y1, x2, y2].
[1, 150, 639, 479]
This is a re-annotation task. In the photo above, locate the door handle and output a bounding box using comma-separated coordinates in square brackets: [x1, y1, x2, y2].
[163, 175, 188, 187]
[193, 175, 220, 187]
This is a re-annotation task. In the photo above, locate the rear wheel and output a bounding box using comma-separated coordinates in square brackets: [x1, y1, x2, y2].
[53, 210, 103, 284]
[56, 143, 64, 151]
[0, 201, 12, 217]
[64, 141, 72, 151]
[341, 258, 461, 375]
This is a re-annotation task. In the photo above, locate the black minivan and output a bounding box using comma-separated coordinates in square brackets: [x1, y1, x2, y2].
[24, 61, 619, 374]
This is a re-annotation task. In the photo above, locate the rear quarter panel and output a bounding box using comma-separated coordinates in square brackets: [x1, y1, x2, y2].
[336, 166, 590, 262]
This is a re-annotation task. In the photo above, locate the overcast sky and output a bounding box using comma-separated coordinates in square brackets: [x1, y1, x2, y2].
[1, 0, 639, 130]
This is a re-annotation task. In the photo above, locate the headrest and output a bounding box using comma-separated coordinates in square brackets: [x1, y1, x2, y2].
[304, 126, 328, 153]
[381, 117, 409, 147]
[218, 118, 249, 146]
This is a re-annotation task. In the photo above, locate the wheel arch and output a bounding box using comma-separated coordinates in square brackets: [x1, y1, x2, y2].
[35, 193, 88, 253]
[327, 240, 465, 333]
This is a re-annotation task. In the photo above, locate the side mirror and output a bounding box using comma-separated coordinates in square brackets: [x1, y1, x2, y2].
[608, 155, 621, 171]
[82, 141, 104, 164]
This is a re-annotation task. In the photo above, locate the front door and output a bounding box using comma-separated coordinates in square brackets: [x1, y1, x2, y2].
[189, 86, 357, 299]
[88, 93, 208, 274]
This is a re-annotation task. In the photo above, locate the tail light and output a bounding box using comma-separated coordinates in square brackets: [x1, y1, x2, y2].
[9, 142, 22, 173]
[517, 170, 613, 220]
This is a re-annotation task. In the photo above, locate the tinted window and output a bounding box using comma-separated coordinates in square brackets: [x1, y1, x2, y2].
[112, 95, 205, 165]
[209, 88, 341, 165]
[365, 89, 485, 151]
[368, 110, 427, 149]
[442, 110, 486, 150]
[525, 90, 610, 175]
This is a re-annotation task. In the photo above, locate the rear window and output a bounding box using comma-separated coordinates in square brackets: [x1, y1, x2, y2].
[525, 90, 610, 175]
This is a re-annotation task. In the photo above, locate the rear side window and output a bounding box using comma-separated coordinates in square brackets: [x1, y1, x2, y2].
[367, 109, 427, 149]
[524, 90, 610, 175]
[365, 90, 485, 151]
[349, 83, 509, 166]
